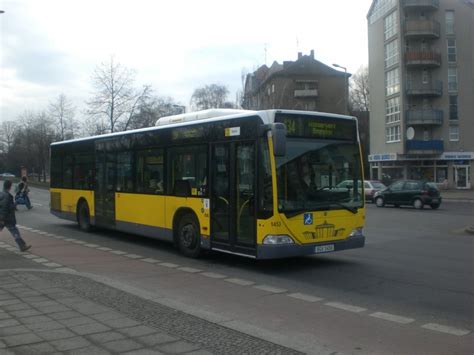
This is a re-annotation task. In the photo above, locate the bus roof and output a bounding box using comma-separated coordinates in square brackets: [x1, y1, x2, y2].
[50, 109, 356, 146]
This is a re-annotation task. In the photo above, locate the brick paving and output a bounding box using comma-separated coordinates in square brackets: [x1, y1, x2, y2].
[0, 270, 303, 354]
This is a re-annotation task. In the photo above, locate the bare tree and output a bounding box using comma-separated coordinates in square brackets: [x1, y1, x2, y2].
[87, 56, 141, 133]
[0, 121, 18, 154]
[8, 111, 57, 181]
[128, 95, 184, 129]
[49, 93, 77, 140]
[349, 66, 370, 113]
[190, 84, 229, 111]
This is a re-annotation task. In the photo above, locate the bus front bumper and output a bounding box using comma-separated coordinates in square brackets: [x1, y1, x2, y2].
[256, 234, 365, 259]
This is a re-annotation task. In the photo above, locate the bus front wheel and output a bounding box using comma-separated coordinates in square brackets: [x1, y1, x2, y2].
[177, 214, 201, 258]
[77, 201, 91, 232]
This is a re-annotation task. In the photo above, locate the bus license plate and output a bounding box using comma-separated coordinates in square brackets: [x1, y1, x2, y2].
[315, 244, 335, 253]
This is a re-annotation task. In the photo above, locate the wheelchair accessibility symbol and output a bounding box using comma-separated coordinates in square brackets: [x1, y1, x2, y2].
[304, 213, 313, 225]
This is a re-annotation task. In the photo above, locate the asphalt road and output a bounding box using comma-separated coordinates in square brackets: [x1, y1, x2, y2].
[10, 186, 474, 354]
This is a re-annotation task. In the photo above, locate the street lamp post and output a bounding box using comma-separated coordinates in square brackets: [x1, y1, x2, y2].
[333, 63, 348, 114]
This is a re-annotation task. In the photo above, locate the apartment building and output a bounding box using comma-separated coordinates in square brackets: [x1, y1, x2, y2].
[242, 51, 349, 115]
[367, 0, 474, 189]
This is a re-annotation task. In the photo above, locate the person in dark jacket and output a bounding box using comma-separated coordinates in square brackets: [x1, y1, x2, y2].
[15, 176, 32, 210]
[0, 180, 31, 252]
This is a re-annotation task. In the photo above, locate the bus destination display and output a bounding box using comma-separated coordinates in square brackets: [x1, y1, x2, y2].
[276, 114, 356, 140]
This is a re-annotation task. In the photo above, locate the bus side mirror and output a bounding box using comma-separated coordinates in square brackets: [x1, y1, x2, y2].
[272, 123, 286, 157]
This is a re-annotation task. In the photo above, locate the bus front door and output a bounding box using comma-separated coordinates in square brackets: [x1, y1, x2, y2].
[211, 142, 256, 257]
[94, 151, 116, 227]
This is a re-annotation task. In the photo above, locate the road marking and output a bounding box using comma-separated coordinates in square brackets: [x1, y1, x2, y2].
[31, 202, 42, 206]
[159, 262, 179, 268]
[177, 267, 202, 273]
[125, 254, 143, 259]
[253, 285, 288, 294]
[43, 262, 62, 268]
[110, 250, 127, 255]
[142, 258, 160, 263]
[287, 293, 323, 303]
[54, 267, 77, 273]
[22, 255, 38, 259]
[31, 258, 49, 263]
[17, 224, 473, 338]
[325, 302, 367, 313]
[224, 278, 255, 286]
[370, 312, 415, 324]
[201, 272, 227, 279]
[421, 323, 471, 336]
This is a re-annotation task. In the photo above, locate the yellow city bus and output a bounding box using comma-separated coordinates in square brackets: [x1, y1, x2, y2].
[50, 109, 365, 259]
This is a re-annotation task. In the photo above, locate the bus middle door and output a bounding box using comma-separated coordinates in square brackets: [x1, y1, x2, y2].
[210, 142, 256, 257]
[95, 149, 116, 227]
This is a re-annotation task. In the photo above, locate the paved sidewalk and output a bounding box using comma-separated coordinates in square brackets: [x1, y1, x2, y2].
[440, 188, 474, 201]
[0, 250, 302, 354]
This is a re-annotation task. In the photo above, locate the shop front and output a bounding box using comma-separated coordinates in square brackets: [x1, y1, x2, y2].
[369, 152, 473, 189]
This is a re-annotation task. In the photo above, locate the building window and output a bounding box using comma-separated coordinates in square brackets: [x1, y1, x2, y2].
[385, 68, 400, 96]
[368, 0, 397, 25]
[448, 67, 458, 92]
[384, 11, 398, 40]
[271, 84, 275, 93]
[384, 40, 398, 68]
[445, 10, 455, 35]
[421, 69, 429, 84]
[449, 95, 458, 120]
[386, 96, 400, 123]
[449, 126, 459, 141]
[386, 125, 401, 143]
[447, 39, 457, 63]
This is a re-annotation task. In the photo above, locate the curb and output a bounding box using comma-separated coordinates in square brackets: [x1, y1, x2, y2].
[442, 199, 474, 203]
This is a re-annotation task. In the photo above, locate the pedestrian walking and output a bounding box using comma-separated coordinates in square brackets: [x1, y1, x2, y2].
[0, 180, 31, 252]
[15, 176, 32, 210]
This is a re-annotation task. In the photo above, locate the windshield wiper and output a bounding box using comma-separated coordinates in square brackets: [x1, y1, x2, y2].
[282, 208, 309, 218]
[330, 201, 358, 214]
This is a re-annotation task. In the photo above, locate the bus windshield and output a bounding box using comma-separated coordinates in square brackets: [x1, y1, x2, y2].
[276, 138, 363, 216]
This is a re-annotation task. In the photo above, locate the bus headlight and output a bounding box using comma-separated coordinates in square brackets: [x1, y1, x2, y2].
[263, 235, 295, 245]
[349, 227, 363, 237]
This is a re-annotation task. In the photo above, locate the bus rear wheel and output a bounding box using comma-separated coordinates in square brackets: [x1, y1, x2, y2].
[78, 201, 91, 232]
[177, 214, 201, 258]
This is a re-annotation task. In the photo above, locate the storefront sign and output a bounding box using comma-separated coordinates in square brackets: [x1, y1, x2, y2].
[439, 152, 474, 160]
[369, 153, 397, 162]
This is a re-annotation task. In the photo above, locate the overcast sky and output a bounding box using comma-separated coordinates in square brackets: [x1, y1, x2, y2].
[0, 0, 373, 121]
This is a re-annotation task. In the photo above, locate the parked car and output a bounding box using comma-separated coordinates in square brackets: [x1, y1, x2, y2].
[0, 172, 15, 178]
[364, 180, 387, 202]
[374, 180, 442, 209]
[335, 180, 386, 202]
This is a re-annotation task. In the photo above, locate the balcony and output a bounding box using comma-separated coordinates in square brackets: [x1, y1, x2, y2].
[406, 80, 443, 96]
[406, 139, 444, 154]
[402, 0, 439, 11]
[405, 49, 441, 66]
[404, 20, 440, 38]
[406, 109, 443, 125]
[294, 89, 318, 98]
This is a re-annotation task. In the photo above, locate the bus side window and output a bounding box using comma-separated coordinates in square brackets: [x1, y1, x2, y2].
[168, 145, 207, 197]
[136, 149, 163, 194]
